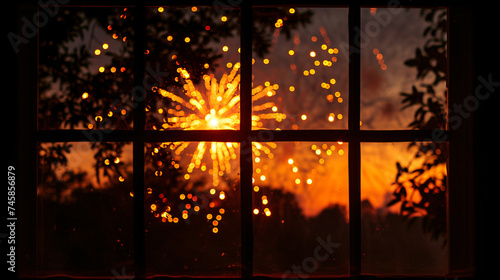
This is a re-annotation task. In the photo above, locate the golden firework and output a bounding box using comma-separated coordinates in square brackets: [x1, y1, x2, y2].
[152, 63, 286, 186]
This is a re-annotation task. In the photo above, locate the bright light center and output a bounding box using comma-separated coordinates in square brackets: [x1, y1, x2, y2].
[205, 109, 220, 128]
[209, 118, 219, 128]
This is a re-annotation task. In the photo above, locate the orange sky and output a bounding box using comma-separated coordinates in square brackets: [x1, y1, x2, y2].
[40, 8, 447, 219]
[49, 140, 439, 219]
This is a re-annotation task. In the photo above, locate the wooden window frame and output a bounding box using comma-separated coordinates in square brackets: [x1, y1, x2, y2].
[14, 0, 474, 278]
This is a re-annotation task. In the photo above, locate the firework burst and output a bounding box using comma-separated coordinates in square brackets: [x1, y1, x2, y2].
[151, 63, 286, 187]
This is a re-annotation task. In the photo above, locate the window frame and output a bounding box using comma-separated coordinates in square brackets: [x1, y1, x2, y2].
[15, 0, 474, 278]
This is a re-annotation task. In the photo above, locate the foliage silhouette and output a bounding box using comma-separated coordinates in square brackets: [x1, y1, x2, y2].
[390, 8, 448, 241]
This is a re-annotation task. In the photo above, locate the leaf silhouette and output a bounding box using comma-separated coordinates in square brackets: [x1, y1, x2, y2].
[393, 8, 448, 241]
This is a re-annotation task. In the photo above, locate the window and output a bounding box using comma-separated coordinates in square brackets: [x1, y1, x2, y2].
[13, 1, 476, 279]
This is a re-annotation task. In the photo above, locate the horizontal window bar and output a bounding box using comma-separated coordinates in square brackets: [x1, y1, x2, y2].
[357, 130, 451, 142]
[35, 129, 241, 142]
[35, 129, 450, 143]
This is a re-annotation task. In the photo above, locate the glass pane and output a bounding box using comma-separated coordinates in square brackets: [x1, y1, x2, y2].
[253, 142, 349, 277]
[145, 6, 241, 130]
[145, 142, 241, 277]
[252, 8, 349, 130]
[38, 7, 135, 130]
[37, 142, 133, 277]
[360, 8, 448, 130]
[361, 142, 448, 275]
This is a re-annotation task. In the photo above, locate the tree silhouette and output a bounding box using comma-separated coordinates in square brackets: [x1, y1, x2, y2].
[390, 8, 448, 241]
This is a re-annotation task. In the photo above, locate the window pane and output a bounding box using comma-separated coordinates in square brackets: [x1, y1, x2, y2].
[361, 142, 448, 275]
[145, 6, 241, 130]
[360, 8, 447, 130]
[145, 142, 241, 277]
[252, 8, 349, 130]
[38, 7, 135, 130]
[37, 142, 133, 277]
[253, 142, 349, 277]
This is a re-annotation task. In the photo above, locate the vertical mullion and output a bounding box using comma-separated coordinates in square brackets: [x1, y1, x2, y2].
[447, 6, 475, 276]
[240, 1, 254, 278]
[17, 3, 38, 277]
[133, 2, 146, 279]
[348, 4, 361, 277]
